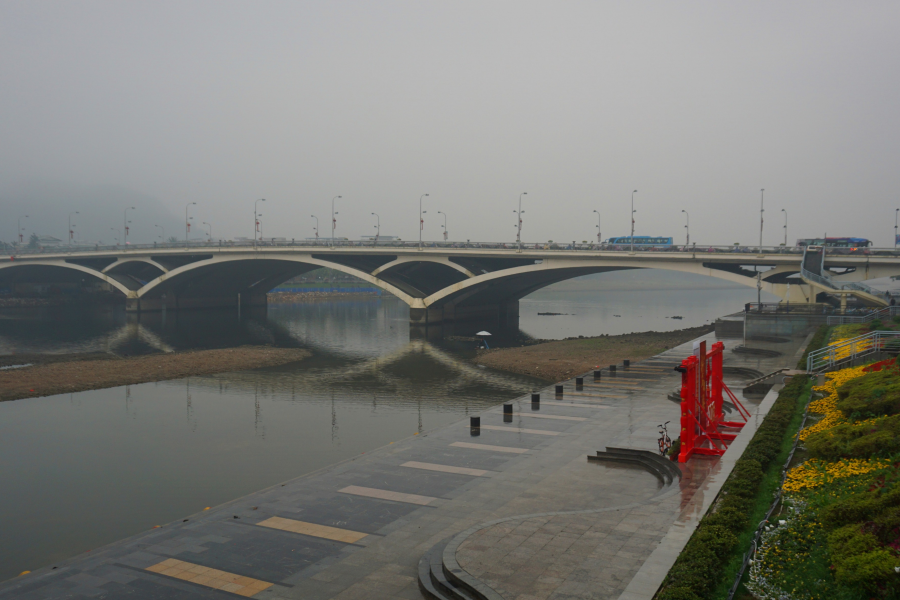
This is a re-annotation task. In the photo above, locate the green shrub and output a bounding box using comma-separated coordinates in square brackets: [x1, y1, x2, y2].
[805, 414, 900, 460]
[833, 549, 897, 590]
[869, 319, 884, 330]
[836, 369, 900, 418]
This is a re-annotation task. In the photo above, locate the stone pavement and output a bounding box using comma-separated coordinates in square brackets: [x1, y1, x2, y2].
[0, 332, 808, 600]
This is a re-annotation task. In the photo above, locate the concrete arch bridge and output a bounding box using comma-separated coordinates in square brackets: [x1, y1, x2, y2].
[2, 246, 897, 326]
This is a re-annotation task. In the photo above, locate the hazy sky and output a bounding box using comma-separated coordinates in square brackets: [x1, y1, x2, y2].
[2, 1, 898, 246]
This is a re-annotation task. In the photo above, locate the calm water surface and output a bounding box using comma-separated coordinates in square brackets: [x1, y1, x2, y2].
[0, 271, 773, 581]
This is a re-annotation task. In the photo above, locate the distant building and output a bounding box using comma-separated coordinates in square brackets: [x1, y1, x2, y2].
[360, 235, 399, 241]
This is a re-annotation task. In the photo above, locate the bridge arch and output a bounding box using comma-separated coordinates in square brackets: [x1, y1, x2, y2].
[0, 260, 134, 296]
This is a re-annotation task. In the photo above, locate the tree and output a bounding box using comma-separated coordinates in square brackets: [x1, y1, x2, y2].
[28, 233, 39, 248]
[167, 236, 178, 244]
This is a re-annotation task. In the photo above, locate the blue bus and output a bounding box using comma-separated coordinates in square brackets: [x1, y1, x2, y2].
[604, 236, 673, 247]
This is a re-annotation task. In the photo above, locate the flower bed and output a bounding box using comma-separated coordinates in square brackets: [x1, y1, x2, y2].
[747, 359, 900, 599]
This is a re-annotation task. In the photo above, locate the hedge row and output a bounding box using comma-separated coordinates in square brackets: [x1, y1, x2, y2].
[796, 324, 831, 369]
[656, 374, 811, 600]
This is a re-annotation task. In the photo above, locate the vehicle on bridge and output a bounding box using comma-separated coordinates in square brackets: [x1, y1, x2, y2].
[797, 237, 872, 253]
[603, 236, 674, 249]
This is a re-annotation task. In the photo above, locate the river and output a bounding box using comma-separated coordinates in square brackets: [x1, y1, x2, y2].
[0, 270, 773, 581]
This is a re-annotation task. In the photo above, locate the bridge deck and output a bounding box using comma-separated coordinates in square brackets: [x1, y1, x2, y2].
[0, 332, 808, 600]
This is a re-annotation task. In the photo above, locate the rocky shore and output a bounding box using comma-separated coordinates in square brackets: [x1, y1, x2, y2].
[0, 346, 311, 402]
[474, 324, 715, 381]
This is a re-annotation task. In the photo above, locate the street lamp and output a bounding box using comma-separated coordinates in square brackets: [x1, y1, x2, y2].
[437, 211, 448, 241]
[254, 198, 266, 246]
[418, 194, 430, 250]
[331, 196, 342, 248]
[781, 209, 787, 247]
[154, 224, 165, 242]
[371, 212, 380, 244]
[17, 215, 28, 244]
[759, 189, 765, 250]
[185, 202, 196, 242]
[311, 215, 319, 243]
[592, 209, 601, 245]
[124, 206, 135, 245]
[630, 190, 637, 253]
[202, 221, 212, 241]
[681, 210, 690, 247]
[888, 208, 900, 248]
[514, 192, 527, 251]
[68, 211, 79, 245]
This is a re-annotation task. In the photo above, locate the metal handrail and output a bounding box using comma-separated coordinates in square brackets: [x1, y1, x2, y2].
[806, 330, 900, 372]
[827, 305, 900, 325]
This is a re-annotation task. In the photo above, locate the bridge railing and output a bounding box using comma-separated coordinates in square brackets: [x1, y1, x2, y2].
[806, 330, 900, 372]
[827, 305, 900, 325]
[745, 302, 836, 315]
[6, 240, 900, 258]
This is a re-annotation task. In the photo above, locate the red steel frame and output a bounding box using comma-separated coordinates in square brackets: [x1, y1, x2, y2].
[676, 341, 750, 463]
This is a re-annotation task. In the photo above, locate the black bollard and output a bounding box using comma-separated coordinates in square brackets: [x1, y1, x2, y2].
[575, 377, 584, 386]
[555, 384, 564, 396]
[609, 364, 617, 372]
[531, 393, 540, 402]
[470, 416, 481, 427]
[503, 403, 513, 414]
[503, 413, 513, 423]
[593, 370, 602, 379]
[624, 359, 631, 367]
[531, 393, 540, 411]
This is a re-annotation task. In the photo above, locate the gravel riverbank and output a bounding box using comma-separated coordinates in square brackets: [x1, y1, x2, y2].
[0, 346, 311, 402]
[475, 325, 715, 381]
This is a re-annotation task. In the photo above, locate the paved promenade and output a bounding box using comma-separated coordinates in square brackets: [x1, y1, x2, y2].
[0, 332, 808, 600]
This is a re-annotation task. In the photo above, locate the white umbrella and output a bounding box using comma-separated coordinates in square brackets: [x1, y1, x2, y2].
[476, 331, 492, 336]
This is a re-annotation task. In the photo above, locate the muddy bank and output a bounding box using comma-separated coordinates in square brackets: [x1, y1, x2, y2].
[475, 325, 714, 382]
[0, 346, 311, 402]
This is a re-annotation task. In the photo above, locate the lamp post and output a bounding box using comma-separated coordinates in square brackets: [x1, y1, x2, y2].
[202, 221, 212, 241]
[311, 215, 319, 244]
[371, 213, 380, 244]
[254, 198, 265, 247]
[630, 190, 637, 253]
[68, 211, 79, 245]
[418, 194, 429, 250]
[681, 210, 690, 247]
[154, 224, 165, 242]
[124, 206, 135, 245]
[17, 215, 28, 244]
[759, 189, 765, 250]
[592, 209, 601, 244]
[888, 208, 900, 248]
[185, 202, 196, 242]
[331, 196, 341, 248]
[514, 192, 527, 251]
[437, 211, 448, 241]
[781, 209, 787, 247]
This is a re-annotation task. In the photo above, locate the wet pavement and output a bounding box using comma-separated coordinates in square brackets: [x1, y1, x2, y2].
[0, 332, 809, 600]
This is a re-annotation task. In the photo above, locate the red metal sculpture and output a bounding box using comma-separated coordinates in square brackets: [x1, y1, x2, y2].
[676, 341, 750, 463]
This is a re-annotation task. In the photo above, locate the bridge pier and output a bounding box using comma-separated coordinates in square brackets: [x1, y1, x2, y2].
[409, 301, 519, 328]
[126, 292, 267, 313]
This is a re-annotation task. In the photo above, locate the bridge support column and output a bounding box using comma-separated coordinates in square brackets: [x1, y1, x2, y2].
[408, 301, 519, 329]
